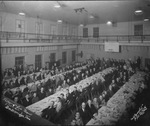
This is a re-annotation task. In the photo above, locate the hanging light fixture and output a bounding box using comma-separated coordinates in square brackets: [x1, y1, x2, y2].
[18, 2, 26, 16]
[144, 18, 149, 21]
[19, 11, 25, 16]
[57, 19, 62, 23]
[89, 15, 94, 19]
[106, 21, 112, 25]
[135, 8, 143, 15]
[79, 24, 84, 27]
[54, 1, 61, 8]
[54, 4, 61, 8]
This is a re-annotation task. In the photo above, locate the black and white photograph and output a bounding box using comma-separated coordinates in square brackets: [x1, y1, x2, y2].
[0, 0, 150, 126]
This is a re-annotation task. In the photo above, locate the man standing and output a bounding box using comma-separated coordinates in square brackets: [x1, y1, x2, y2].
[79, 102, 91, 125]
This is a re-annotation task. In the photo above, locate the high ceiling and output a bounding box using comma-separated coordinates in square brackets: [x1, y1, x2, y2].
[0, 0, 150, 25]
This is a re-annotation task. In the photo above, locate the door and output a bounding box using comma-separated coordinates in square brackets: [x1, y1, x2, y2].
[83, 27, 88, 38]
[35, 55, 42, 69]
[50, 53, 56, 62]
[49, 53, 56, 68]
[93, 27, 99, 38]
[62, 51, 67, 64]
[145, 58, 150, 67]
[72, 50, 76, 62]
[15, 56, 24, 70]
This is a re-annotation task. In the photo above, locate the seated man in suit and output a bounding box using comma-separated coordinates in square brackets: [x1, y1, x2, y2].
[38, 87, 46, 100]
[41, 101, 56, 123]
[106, 85, 114, 101]
[60, 93, 66, 106]
[71, 86, 80, 102]
[12, 87, 22, 100]
[65, 89, 73, 105]
[22, 94, 32, 107]
[46, 88, 54, 97]
[54, 97, 62, 113]
[14, 96, 22, 104]
[62, 80, 69, 89]
[4, 88, 13, 100]
[112, 82, 120, 93]
[30, 82, 37, 93]
[99, 95, 106, 107]
[78, 85, 83, 94]
[79, 102, 91, 125]
[93, 97, 100, 110]
[32, 92, 39, 104]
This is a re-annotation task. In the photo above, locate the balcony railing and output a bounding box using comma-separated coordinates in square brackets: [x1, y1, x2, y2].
[0, 31, 150, 43]
[80, 35, 150, 43]
[0, 31, 80, 43]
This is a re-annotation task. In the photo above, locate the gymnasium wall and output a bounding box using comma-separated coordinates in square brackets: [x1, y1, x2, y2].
[77, 42, 150, 67]
[1, 44, 78, 71]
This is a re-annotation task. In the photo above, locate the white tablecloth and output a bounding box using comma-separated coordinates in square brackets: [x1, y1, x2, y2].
[86, 72, 146, 125]
[10, 65, 88, 94]
[26, 67, 115, 116]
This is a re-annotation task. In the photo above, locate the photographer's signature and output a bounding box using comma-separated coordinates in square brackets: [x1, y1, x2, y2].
[131, 104, 147, 121]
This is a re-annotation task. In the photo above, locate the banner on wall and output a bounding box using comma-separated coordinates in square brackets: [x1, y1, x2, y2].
[105, 42, 120, 52]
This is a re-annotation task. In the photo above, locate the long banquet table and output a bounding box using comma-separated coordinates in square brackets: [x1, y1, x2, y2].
[86, 72, 146, 125]
[26, 67, 115, 116]
[10, 64, 88, 94]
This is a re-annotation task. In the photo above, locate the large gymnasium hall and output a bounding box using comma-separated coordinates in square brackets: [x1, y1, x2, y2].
[0, 0, 150, 126]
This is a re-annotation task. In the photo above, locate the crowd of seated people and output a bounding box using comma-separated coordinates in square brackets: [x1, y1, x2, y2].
[39, 58, 137, 125]
[69, 63, 135, 125]
[2, 61, 90, 100]
[2, 58, 99, 106]
[2, 61, 87, 89]
[2, 60, 88, 79]
[1, 58, 101, 104]
[3, 57, 140, 125]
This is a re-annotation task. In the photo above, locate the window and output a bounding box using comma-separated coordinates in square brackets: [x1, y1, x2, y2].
[145, 58, 150, 67]
[83, 28, 88, 38]
[15, 56, 24, 68]
[35, 55, 42, 69]
[63, 26, 68, 35]
[71, 27, 76, 36]
[134, 24, 143, 35]
[72, 50, 76, 62]
[16, 19, 25, 33]
[62, 52, 67, 64]
[0, 16, 2, 31]
[50, 25, 57, 35]
[50, 53, 56, 62]
[93, 27, 99, 38]
[35, 22, 43, 38]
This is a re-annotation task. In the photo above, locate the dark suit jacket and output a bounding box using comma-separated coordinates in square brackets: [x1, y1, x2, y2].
[22, 98, 32, 107]
[38, 92, 46, 100]
[79, 108, 91, 125]
[71, 90, 80, 101]
[85, 104, 97, 118]
[106, 89, 114, 101]
[41, 107, 56, 123]
[4, 91, 13, 100]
